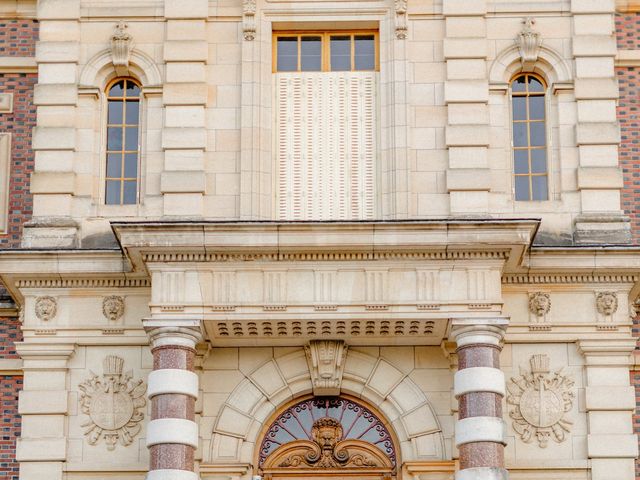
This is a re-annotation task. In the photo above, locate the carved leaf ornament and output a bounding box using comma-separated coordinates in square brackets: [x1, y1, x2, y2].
[259, 397, 396, 474]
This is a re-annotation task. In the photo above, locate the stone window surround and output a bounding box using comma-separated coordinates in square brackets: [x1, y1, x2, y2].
[489, 42, 575, 214]
[78, 48, 162, 218]
[240, 9, 409, 220]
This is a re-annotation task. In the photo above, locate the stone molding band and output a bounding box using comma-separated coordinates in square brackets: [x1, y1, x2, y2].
[146, 469, 200, 480]
[454, 367, 505, 397]
[148, 369, 199, 399]
[146, 418, 199, 448]
[455, 416, 506, 446]
[455, 467, 509, 480]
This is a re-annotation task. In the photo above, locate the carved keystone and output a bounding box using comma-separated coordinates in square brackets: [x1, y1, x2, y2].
[305, 340, 348, 396]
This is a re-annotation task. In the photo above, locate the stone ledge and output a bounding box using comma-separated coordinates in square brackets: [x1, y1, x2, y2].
[574, 214, 632, 245]
[0, 56, 37, 73]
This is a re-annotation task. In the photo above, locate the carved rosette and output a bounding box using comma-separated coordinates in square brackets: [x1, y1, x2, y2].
[395, 0, 408, 40]
[305, 340, 347, 396]
[516, 17, 541, 71]
[102, 295, 125, 321]
[35, 296, 57, 321]
[507, 354, 574, 448]
[78, 355, 146, 450]
[111, 21, 133, 75]
[243, 0, 257, 41]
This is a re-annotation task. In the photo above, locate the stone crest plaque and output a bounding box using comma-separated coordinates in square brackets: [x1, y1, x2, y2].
[79, 355, 146, 450]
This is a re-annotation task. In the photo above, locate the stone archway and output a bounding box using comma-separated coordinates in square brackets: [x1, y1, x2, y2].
[207, 348, 445, 466]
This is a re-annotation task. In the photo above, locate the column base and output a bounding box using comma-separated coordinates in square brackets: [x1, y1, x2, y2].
[456, 467, 508, 480]
[147, 469, 199, 480]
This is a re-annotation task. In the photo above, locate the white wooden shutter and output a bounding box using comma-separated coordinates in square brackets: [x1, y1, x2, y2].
[276, 72, 376, 220]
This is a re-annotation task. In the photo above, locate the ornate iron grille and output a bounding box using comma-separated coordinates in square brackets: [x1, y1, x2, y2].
[258, 396, 396, 467]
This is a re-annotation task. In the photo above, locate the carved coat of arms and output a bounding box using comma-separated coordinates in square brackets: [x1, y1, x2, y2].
[507, 354, 574, 448]
[79, 355, 146, 450]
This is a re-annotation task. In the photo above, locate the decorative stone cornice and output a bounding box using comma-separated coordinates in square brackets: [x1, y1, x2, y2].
[503, 274, 639, 284]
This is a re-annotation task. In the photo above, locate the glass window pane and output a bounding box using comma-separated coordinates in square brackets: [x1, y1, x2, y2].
[512, 97, 527, 121]
[126, 81, 140, 98]
[531, 175, 548, 201]
[331, 36, 351, 71]
[125, 127, 138, 151]
[531, 149, 547, 173]
[529, 76, 544, 92]
[125, 101, 139, 125]
[514, 150, 529, 174]
[300, 37, 322, 71]
[123, 180, 137, 204]
[512, 76, 527, 92]
[107, 127, 123, 150]
[105, 180, 121, 205]
[529, 122, 546, 147]
[529, 96, 545, 120]
[109, 80, 124, 97]
[108, 101, 123, 124]
[515, 176, 530, 201]
[513, 122, 528, 147]
[354, 35, 375, 70]
[106, 154, 122, 178]
[124, 153, 138, 178]
[277, 37, 298, 71]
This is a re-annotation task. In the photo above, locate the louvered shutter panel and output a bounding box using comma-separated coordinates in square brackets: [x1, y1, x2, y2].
[276, 72, 376, 220]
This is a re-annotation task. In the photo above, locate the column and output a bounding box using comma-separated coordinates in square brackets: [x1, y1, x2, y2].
[450, 318, 508, 480]
[578, 339, 637, 480]
[161, 0, 208, 217]
[145, 322, 203, 480]
[442, 0, 490, 215]
[14, 342, 75, 480]
[571, 0, 631, 243]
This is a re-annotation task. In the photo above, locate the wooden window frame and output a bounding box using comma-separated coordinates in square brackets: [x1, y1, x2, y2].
[510, 72, 549, 202]
[104, 77, 141, 206]
[272, 31, 379, 73]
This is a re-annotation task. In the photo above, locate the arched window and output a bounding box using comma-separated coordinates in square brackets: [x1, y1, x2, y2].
[105, 78, 141, 205]
[511, 73, 548, 201]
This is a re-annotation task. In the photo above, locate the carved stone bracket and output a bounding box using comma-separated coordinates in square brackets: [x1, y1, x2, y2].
[305, 340, 347, 396]
[507, 354, 574, 448]
[78, 355, 146, 450]
[516, 17, 542, 71]
[111, 21, 133, 76]
[243, 0, 257, 41]
[395, 0, 408, 40]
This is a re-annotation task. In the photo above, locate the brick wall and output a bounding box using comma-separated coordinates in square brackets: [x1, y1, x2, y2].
[0, 317, 22, 480]
[617, 13, 640, 245]
[0, 18, 38, 480]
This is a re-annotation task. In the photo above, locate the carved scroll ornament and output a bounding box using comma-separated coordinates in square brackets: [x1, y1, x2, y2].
[507, 354, 574, 448]
[516, 17, 542, 71]
[79, 355, 146, 450]
[111, 21, 133, 75]
[305, 340, 347, 396]
[264, 417, 392, 471]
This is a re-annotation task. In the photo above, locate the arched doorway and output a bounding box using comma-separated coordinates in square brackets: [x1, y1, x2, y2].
[257, 396, 397, 480]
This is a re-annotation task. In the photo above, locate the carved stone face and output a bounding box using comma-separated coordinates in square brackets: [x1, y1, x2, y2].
[528, 292, 550, 317]
[35, 296, 57, 321]
[102, 296, 125, 321]
[311, 418, 342, 451]
[597, 292, 618, 316]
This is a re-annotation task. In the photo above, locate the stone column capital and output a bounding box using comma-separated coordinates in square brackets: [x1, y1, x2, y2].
[143, 318, 204, 350]
[449, 317, 509, 348]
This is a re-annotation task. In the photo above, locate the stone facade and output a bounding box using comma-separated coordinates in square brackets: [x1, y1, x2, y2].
[0, 1, 639, 480]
